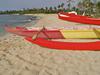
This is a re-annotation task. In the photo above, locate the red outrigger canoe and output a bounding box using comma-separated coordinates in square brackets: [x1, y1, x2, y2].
[25, 37, 100, 51]
[58, 12, 100, 25]
[5, 26, 100, 51]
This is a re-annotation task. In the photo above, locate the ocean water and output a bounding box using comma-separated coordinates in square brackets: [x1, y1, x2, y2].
[0, 15, 37, 36]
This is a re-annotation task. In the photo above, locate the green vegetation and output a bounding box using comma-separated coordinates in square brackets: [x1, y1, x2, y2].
[0, 0, 100, 17]
[77, 0, 100, 17]
[0, 3, 66, 14]
[96, 1, 100, 17]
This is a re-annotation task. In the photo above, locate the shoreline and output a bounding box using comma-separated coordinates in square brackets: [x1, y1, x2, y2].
[0, 14, 42, 38]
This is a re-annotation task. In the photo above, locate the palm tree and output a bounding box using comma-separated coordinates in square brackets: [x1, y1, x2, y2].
[45, 7, 48, 11]
[57, 5, 61, 11]
[45, 7, 49, 13]
[49, 6, 53, 12]
[77, 1, 84, 14]
[40, 8, 44, 13]
[61, 3, 65, 10]
[57, 5, 61, 9]
[54, 6, 57, 11]
[66, 0, 74, 10]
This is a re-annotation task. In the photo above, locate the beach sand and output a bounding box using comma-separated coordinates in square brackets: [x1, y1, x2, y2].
[0, 14, 100, 75]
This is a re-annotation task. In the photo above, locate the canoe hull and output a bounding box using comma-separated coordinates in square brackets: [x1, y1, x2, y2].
[25, 37, 100, 51]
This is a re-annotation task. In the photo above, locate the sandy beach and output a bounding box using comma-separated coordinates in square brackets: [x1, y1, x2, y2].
[0, 14, 100, 75]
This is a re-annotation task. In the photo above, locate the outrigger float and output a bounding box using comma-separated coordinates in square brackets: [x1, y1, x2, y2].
[58, 12, 100, 25]
[5, 26, 100, 50]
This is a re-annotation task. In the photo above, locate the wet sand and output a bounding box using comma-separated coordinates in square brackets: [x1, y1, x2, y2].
[0, 14, 100, 75]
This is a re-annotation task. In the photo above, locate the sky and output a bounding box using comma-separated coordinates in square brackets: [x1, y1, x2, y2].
[0, 0, 80, 11]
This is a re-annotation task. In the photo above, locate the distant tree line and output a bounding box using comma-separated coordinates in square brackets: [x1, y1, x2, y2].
[0, 3, 66, 14]
[0, 0, 100, 17]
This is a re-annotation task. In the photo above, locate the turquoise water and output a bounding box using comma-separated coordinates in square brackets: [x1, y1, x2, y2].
[0, 15, 37, 36]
